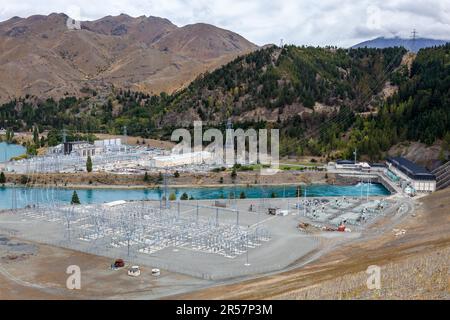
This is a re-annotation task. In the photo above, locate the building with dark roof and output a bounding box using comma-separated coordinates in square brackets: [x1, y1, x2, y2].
[336, 160, 355, 165]
[386, 157, 436, 192]
[332, 160, 371, 171]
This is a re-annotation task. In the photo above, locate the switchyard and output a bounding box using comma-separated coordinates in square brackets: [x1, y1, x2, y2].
[1, 149, 157, 174]
[0, 192, 407, 281]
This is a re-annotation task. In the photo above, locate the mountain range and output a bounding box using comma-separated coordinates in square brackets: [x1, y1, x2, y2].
[352, 36, 449, 52]
[1, 34, 449, 163]
[0, 13, 258, 102]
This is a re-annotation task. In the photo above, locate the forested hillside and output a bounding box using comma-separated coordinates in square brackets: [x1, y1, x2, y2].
[0, 45, 405, 132]
[159, 45, 405, 125]
[343, 43, 450, 161]
[1, 44, 449, 162]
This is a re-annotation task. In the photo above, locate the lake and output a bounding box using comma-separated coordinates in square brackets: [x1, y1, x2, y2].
[0, 142, 26, 162]
[0, 183, 390, 210]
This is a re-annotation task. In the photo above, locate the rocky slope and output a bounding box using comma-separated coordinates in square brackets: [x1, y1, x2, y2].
[0, 13, 258, 101]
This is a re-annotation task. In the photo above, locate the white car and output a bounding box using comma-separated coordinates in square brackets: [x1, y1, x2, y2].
[128, 266, 141, 277]
[151, 268, 161, 276]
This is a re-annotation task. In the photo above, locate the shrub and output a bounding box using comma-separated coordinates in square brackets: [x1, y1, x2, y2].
[231, 168, 237, 180]
[71, 191, 81, 205]
[20, 175, 29, 184]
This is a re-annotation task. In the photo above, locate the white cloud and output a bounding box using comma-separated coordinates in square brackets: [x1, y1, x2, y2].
[0, 0, 448, 47]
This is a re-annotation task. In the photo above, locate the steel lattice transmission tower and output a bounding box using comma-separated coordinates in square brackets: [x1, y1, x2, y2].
[411, 29, 418, 52]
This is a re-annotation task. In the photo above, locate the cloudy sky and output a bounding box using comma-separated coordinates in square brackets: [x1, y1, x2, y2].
[0, 0, 449, 47]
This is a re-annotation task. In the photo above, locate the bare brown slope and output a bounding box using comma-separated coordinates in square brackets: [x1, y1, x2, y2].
[153, 23, 256, 59]
[0, 13, 258, 101]
[82, 14, 177, 44]
[175, 189, 450, 299]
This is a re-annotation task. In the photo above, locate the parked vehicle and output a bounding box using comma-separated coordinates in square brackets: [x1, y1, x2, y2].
[128, 266, 141, 277]
[111, 259, 125, 269]
[151, 268, 160, 276]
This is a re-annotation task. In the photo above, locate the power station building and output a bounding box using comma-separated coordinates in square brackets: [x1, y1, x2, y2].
[47, 139, 123, 157]
[386, 157, 436, 193]
[150, 151, 213, 168]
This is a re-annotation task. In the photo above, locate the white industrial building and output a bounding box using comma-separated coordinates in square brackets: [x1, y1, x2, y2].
[47, 139, 123, 158]
[386, 157, 436, 193]
[94, 138, 122, 152]
[150, 151, 213, 168]
[330, 160, 372, 171]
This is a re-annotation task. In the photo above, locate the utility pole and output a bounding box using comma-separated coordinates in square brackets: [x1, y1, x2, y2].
[361, 177, 363, 200]
[245, 225, 250, 266]
[353, 148, 357, 165]
[196, 201, 199, 224]
[233, 181, 237, 210]
[304, 186, 307, 216]
[12, 184, 17, 211]
[216, 207, 219, 227]
[366, 177, 370, 202]
[225, 118, 233, 167]
[123, 126, 127, 153]
[163, 168, 168, 209]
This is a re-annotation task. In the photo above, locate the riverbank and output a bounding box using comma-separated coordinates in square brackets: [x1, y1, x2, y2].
[0, 171, 337, 189]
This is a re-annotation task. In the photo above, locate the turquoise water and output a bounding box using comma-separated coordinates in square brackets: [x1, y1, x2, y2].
[0, 142, 26, 162]
[0, 183, 390, 210]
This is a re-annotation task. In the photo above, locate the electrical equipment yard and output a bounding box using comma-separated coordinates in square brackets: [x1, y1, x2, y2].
[0, 194, 411, 283]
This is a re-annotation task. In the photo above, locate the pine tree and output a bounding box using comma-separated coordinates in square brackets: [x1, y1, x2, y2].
[5, 129, 14, 143]
[40, 136, 46, 148]
[71, 191, 81, 205]
[180, 192, 189, 200]
[240, 191, 246, 199]
[143, 172, 149, 182]
[0, 172, 6, 184]
[33, 126, 39, 146]
[86, 156, 93, 173]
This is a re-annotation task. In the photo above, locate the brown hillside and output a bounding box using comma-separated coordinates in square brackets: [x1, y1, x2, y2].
[0, 13, 258, 101]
